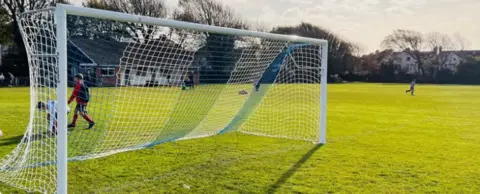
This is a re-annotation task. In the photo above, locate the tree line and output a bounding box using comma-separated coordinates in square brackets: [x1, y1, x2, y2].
[349, 29, 479, 84]
[0, 0, 359, 82]
[0, 0, 478, 84]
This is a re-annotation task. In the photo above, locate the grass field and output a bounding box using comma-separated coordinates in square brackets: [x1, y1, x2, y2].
[1, 83, 480, 193]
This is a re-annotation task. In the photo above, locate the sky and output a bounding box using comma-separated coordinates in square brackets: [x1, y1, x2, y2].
[71, 0, 480, 53]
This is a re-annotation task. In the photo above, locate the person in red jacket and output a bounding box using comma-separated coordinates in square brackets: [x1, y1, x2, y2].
[68, 73, 95, 129]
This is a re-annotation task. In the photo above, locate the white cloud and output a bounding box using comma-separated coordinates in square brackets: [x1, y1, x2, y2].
[287, 0, 313, 5]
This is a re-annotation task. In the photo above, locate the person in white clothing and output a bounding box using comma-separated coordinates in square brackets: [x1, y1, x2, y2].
[405, 79, 416, 96]
[37, 101, 70, 135]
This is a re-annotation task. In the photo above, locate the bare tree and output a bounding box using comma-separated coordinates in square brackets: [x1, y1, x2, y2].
[425, 32, 470, 52]
[174, 0, 247, 29]
[383, 29, 471, 78]
[84, 0, 167, 18]
[172, 0, 250, 83]
[172, 0, 249, 45]
[0, 0, 69, 75]
[1, 0, 69, 45]
[425, 32, 470, 78]
[382, 29, 427, 75]
[272, 22, 359, 76]
[251, 21, 271, 32]
[83, 0, 168, 41]
[359, 49, 394, 75]
[423, 32, 452, 78]
[425, 32, 460, 66]
[452, 33, 470, 50]
[0, 7, 11, 44]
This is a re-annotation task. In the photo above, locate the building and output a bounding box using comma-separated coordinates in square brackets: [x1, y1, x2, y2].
[68, 36, 197, 87]
[378, 47, 480, 74]
[68, 37, 126, 86]
[382, 51, 419, 74]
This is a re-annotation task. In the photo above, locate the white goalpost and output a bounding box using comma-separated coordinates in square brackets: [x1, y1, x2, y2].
[1, 4, 328, 193]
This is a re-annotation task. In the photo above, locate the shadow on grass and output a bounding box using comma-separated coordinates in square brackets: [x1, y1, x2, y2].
[0, 135, 24, 146]
[267, 144, 323, 194]
[0, 133, 54, 146]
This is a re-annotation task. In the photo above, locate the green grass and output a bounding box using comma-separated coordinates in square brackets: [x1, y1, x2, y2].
[1, 83, 480, 193]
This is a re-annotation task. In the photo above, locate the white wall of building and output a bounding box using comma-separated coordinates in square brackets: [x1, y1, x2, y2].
[385, 51, 463, 74]
[390, 52, 419, 74]
[119, 68, 185, 86]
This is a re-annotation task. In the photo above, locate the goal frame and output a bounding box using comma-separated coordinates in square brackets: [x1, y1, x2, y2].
[53, 4, 328, 194]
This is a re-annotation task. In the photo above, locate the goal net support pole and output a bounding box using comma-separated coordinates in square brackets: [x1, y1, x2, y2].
[320, 44, 328, 144]
[55, 6, 68, 194]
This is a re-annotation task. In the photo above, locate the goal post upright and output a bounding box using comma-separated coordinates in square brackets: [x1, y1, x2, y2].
[319, 44, 328, 144]
[55, 5, 68, 194]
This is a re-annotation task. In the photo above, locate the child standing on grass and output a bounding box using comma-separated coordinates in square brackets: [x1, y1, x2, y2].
[405, 79, 416, 96]
[68, 73, 95, 129]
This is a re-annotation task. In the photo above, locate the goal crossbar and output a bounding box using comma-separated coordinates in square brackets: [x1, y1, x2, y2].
[56, 4, 328, 46]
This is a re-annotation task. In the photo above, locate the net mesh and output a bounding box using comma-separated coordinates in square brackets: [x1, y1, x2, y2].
[1, 8, 325, 193]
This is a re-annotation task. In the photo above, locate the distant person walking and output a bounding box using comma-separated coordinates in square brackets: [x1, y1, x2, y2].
[405, 79, 416, 96]
[187, 72, 194, 89]
[166, 74, 171, 86]
[8, 72, 14, 87]
[0, 73, 5, 86]
[98, 73, 103, 87]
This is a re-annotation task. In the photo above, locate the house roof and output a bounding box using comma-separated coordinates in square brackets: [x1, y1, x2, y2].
[379, 49, 480, 63]
[69, 37, 128, 66]
[451, 50, 480, 59]
[69, 36, 195, 73]
[121, 36, 195, 73]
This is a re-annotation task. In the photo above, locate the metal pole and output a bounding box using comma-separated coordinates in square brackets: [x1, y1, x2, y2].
[55, 5, 68, 194]
[319, 44, 328, 144]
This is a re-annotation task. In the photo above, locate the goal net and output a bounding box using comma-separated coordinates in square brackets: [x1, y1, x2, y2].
[0, 5, 327, 193]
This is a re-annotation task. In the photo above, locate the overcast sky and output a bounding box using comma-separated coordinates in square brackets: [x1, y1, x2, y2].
[71, 0, 480, 53]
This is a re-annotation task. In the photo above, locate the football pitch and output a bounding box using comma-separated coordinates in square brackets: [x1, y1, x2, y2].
[1, 83, 480, 193]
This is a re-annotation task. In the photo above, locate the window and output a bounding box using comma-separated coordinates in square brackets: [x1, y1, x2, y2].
[406, 57, 411, 61]
[101, 67, 115, 76]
